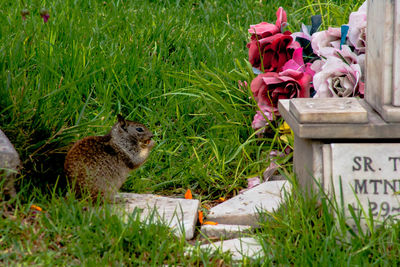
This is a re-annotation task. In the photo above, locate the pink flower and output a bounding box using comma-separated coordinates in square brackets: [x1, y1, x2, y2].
[348, 2, 367, 54]
[311, 27, 341, 56]
[248, 6, 287, 40]
[282, 47, 315, 77]
[313, 57, 364, 98]
[247, 177, 261, 189]
[40, 8, 50, 23]
[238, 80, 248, 92]
[248, 22, 280, 41]
[275, 7, 287, 31]
[291, 23, 312, 41]
[252, 104, 276, 130]
[247, 33, 300, 72]
[315, 45, 365, 82]
[251, 70, 312, 119]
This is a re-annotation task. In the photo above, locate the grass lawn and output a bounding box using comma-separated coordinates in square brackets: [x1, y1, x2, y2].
[2, 0, 399, 265]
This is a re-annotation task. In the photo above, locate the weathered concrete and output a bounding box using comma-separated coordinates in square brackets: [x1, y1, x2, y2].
[325, 143, 400, 221]
[290, 98, 368, 124]
[207, 180, 290, 226]
[278, 99, 400, 139]
[365, 0, 400, 121]
[114, 193, 199, 240]
[197, 237, 264, 261]
[200, 224, 252, 239]
[0, 129, 21, 197]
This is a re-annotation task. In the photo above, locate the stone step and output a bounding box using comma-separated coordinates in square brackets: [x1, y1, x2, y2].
[199, 224, 252, 240]
[0, 129, 21, 197]
[114, 193, 199, 240]
[195, 237, 264, 261]
[206, 180, 290, 226]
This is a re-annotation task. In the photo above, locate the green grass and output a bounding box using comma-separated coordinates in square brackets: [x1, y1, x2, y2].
[1, 0, 395, 265]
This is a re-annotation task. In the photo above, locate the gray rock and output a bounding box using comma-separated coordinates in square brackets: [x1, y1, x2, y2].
[0, 129, 21, 197]
[114, 193, 199, 240]
[200, 224, 252, 239]
[207, 180, 290, 226]
[197, 237, 264, 261]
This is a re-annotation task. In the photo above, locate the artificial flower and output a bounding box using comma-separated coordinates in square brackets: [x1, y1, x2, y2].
[348, 2, 367, 54]
[251, 70, 311, 120]
[247, 33, 300, 72]
[311, 27, 341, 56]
[282, 47, 315, 77]
[313, 57, 364, 98]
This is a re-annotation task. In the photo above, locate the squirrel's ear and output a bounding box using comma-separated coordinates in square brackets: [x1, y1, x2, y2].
[117, 114, 126, 129]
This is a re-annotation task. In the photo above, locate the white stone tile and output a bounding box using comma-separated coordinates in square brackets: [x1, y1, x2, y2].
[200, 224, 252, 239]
[198, 237, 264, 261]
[289, 98, 368, 124]
[207, 180, 290, 226]
[114, 193, 199, 240]
[0, 129, 21, 196]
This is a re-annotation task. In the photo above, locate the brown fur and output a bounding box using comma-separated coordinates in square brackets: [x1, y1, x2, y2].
[64, 115, 154, 199]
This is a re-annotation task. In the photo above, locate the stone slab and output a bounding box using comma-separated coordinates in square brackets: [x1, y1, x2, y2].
[0, 129, 20, 196]
[324, 143, 400, 222]
[289, 98, 368, 124]
[207, 180, 290, 227]
[198, 237, 264, 261]
[114, 193, 199, 240]
[278, 99, 400, 139]
[200, 224, 252, 239]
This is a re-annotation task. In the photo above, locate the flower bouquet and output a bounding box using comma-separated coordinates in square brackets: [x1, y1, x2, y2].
[248, 2, 367, 131]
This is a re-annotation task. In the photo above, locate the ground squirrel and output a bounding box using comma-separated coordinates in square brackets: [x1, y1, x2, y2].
[64, 115, 155, 199]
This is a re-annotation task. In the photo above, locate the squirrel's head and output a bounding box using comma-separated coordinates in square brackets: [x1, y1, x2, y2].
[111, 114, 155, 151]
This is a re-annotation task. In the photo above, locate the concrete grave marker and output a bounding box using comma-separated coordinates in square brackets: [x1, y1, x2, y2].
[325, 144, 400, 220]
[278, 0, 400, 225]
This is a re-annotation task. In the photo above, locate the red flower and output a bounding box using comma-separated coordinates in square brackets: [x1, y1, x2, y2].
[247, 33, 300, 72]
[248, 7, 287, 40]
[247, 7, 300, 72]
[251, 70, 312, 117]
[248, 22, 280, 41]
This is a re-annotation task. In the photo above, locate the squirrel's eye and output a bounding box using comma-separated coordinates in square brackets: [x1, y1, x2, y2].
[136, 127, 144, 132]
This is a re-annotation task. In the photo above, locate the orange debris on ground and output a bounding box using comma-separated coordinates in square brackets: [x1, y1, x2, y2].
[184, 189, 193, 199]
[30, 205, 42, 212]
[198, 211, 204, 224]
[203, 221, 218, 225]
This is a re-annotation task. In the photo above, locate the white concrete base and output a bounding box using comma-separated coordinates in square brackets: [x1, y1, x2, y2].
[114, 193, 199, 240]
[207, 180, 290, 226]
[198, 237, 264, 261]
[200, 224, 252, 239]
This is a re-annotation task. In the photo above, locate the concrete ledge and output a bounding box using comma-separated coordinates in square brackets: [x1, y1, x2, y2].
[382, 105, 400, 122]
[278, 99, 400, 139]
